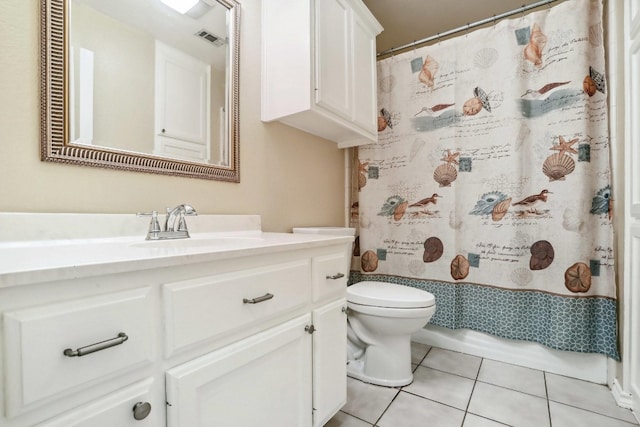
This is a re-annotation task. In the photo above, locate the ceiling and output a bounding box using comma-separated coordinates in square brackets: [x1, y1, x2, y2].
[73, 0, 228, 68]
[361, 0, 559, 56]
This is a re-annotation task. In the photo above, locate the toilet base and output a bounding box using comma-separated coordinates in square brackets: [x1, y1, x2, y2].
[347, 359, 413, 387]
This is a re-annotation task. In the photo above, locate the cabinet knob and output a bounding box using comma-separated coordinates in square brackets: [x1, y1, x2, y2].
[132, 401, 152, 420]
[305, 324, 316, 334]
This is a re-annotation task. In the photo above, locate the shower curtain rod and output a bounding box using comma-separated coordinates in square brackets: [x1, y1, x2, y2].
[376, 0, 559, 57]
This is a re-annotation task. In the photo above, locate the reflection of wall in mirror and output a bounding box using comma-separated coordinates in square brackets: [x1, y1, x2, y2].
[71, 2, 154, 154]
[70, 1, 225, 163]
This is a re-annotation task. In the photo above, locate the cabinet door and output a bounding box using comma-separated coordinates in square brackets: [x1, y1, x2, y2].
[351, 8, 378, 132]
[315, 0, 351, 118]
[312, 298, 348, 427]
[166, 315, 312, 427]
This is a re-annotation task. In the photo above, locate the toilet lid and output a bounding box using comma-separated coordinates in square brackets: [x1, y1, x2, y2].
[347, 281, 435, 308]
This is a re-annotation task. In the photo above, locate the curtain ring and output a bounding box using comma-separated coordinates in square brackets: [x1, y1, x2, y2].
[521, 4, 526, 19]
[465, 23, 470, 37]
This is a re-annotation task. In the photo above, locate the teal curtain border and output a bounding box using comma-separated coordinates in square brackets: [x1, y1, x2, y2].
[349, 272, 620, 361]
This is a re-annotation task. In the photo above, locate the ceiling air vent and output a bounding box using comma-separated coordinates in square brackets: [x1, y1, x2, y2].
[195, 30, 226, 47]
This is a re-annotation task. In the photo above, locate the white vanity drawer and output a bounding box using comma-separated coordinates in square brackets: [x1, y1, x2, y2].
[163, 259, 311, 356]
[35, 378, 158, 427]
[312, 250, 349, 303]
[3, 288, 154, 417]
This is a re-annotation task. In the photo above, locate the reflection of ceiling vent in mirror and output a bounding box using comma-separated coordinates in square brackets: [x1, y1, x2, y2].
[196, 30, 226, 47]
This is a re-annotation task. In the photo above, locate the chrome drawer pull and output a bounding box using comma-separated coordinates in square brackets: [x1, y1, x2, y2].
[326, 273, 345, 280]
[63, 332, 128, 357]
[243, 293, 274, 304]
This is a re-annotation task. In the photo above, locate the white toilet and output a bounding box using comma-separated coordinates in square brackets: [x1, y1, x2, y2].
[346, 281, 436, 387]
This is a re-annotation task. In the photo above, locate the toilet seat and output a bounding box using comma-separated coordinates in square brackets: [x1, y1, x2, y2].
[347, 281, 435, 309]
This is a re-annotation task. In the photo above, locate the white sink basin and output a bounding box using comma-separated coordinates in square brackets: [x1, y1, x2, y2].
[130, 235, 264, 249]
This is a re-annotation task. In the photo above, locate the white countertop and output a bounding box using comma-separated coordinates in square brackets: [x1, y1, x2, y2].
[0, 213, 353, 288]
[0, 231, 353, 288]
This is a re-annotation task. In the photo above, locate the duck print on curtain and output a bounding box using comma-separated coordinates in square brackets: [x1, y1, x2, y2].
[352, 0, 618, 359]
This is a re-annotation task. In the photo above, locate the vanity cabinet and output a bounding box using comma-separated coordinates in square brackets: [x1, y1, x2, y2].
[0, 235, 351, 427]
[261, 0, 383, 148]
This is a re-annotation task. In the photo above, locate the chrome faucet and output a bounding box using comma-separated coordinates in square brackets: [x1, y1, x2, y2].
[165, 204, 197, 233]
[137, 204, 197, 240]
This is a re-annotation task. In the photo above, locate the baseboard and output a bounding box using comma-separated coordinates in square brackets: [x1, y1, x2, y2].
[611, 378, 634, 410]
[413, 324, 608, 384]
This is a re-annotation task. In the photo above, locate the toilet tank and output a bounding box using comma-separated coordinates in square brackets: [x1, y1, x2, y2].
[292, 227, 356, 236]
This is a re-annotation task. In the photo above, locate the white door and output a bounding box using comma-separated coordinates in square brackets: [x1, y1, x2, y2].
[166, 315, 313, 427]
[315, 0, 351, 118]
[624, 0, 640, 419]
[312, 298, 348, 427]
[154, 41, 211, 162]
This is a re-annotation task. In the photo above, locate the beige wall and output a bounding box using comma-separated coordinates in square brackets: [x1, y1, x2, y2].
[0, 0, 346, 232]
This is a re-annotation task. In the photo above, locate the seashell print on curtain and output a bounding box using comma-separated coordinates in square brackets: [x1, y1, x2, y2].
[352, 0, 618, 359]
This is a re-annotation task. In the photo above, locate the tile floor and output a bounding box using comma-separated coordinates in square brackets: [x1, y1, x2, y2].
[326, 343, 640, 427]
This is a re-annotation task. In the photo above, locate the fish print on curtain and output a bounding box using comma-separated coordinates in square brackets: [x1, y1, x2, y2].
[353, 0, 618, 359]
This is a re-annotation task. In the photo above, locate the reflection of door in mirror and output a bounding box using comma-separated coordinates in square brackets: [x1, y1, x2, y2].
[154, 41, 211, 163]
[69, 0, 228, 165]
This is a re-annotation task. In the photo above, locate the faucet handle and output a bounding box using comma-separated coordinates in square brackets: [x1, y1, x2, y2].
[178, 206, 197, 233]
[177, 213, 189, 233]
[137, 211, 161, 239]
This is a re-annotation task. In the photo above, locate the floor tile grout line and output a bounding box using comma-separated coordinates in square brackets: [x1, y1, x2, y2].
[400, 388, 469, 413]
[372, 388, 402, 426]
[473, 378, 548, 399]
[336, 410, 376, 426]
[547, 399, 640, 424]
[415, 363, 480, 382]
[461, 356, 483, 426]
[544, 371, 552, 427]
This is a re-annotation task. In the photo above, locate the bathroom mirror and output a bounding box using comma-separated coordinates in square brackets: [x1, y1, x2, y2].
[40, 0, 240, 181]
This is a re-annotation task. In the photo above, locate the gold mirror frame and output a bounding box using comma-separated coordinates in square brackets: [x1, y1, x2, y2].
[40, 0, 240, 182]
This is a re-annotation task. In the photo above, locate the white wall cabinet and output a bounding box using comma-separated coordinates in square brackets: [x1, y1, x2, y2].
[262, 0, 383, 148]
[0, 241, 351, 427]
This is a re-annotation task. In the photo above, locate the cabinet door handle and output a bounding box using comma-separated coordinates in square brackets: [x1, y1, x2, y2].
[243, 293, 274, 304]
[132, 401, 152, 420]
[326, 273, 345, 280]
[63, 332, 128, 357]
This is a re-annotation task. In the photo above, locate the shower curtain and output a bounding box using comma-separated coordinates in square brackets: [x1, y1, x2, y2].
[352, 0, 618, 359]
